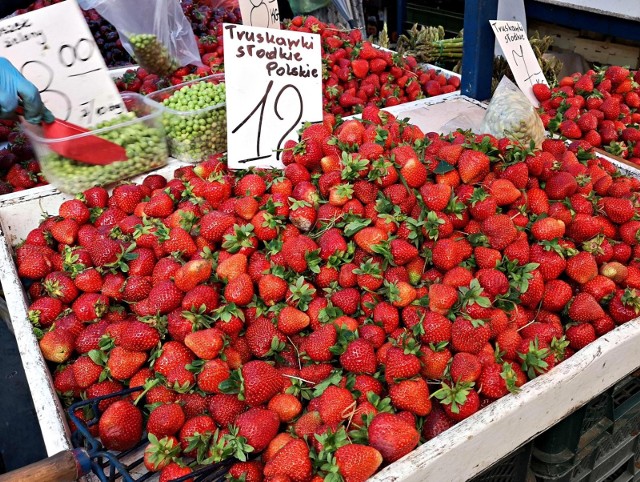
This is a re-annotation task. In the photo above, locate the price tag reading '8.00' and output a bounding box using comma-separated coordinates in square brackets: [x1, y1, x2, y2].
[0, 0, 124, 127]
[223, 23, 323, 170]
[490, 20, 549, 107]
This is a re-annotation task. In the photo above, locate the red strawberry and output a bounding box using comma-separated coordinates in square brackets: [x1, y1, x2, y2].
[367, 412, 420, 463]
[389, 378, 432, 416]
[234, 407, 280, 452]
[566, 323, 596, 350]
[159, 463, 192, 482]
[568, 292, 605, 322]
[239, 360, 283, 406]
[147, 403, 186, 438]
[264, 438, 313, 482]
[184, 328, 225, 360]
[433, 381, 480, 421]
[334, 444, 383, 482]
[458, 150, 490, 183]
[98, 400, 143, 451]
[39, 329, 75, 363]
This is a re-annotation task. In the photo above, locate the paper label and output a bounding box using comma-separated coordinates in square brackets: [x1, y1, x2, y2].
[239, 0, 281, 30]
[490, 20, 549, 107]
[0, 0, 124, 127]
[223, 23, 323, 170]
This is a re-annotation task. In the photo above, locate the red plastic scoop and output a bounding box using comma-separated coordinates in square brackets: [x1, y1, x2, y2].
[19, 108, 128, 165]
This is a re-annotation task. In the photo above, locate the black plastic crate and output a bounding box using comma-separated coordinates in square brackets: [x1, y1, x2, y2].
[531, 376, 640, 482]
[469, 441, 534, 482]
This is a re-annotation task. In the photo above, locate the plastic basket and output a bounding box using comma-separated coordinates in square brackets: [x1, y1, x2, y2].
[145, 74, 227, 163]
[532, 376, 640, 482]
[22, 93, 168, 194]
[469, 442, 533, 482]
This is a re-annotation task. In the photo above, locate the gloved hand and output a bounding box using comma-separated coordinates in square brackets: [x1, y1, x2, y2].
[0, 58, 54, 124]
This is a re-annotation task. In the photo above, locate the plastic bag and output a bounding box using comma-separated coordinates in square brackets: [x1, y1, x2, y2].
[78, 0, 201, 77]
[289, 0, 332, 15]
[481, 76, 545, 147]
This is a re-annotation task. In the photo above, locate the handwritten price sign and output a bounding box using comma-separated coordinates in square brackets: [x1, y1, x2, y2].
[239, 0, 280, 29]
[0, 0, 124, 127]
[223, 24, 322, 169]
[490, 20, 548, 107]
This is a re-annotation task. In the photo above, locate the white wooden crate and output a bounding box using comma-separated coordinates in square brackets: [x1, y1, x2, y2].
[1, 96, 639, 482]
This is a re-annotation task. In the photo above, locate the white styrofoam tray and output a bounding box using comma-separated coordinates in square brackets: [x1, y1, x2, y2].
[0, 96, 639, 482]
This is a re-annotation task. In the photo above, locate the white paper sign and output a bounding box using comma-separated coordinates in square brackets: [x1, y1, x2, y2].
[223, 24, 322, 170]
[490, 20, 549, 107]
[0, 0, 124, 127]
[239, 0, 280, 30]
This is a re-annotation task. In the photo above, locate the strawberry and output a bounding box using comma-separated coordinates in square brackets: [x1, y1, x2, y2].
[602, 197, 634, 224]
[234, 407, 281, 452]
[568, 292, 605, 322]
[367, 412, 420, 463]
[533, 83, 552, 101]
[39, 329, 75, 363]
[566, 323, 596, 350]
[458, 150, 490, 183]
[107, 347, 147, 380]
[263, 438, 313, 482]
[174, 259, 212, 292]
[389, 378, 432, 416]
[224, 273, 254, 306]
[28, 296, 63, 327]
[433, 381, 480, 421]
[184, 328, 225, 360]
[400, 157, 428, 188]
[559, 120, 582, 139]
[147, 403, 186, 438]
[154, 341, 196, 377]
[334, 444, 383, 482]
[98, 400, 143, 451]
[545, 172, 578, 200]
[145, 280, 184, 314]
[277, 306, 310, 335]
[531, 217, 565, 241]
[237, 360, 282, 406]
[566, 251, 598, 284]
[282, 235, 319, 272]
[450, 352, 482, 383]
[159, 463, 192, 482]
[143, 435, 180, 472]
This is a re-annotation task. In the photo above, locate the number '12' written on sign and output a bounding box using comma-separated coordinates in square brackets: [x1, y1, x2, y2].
[223, 23, 323, 169]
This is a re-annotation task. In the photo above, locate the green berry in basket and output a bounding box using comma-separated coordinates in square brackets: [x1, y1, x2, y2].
[39, 112, 168, 193]
[129, 33, 180, 77]
[161, 80, 227, 163]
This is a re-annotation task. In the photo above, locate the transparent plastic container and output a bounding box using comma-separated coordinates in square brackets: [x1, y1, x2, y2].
[146, 74, 227, 163]
[22, 93, 168, 194]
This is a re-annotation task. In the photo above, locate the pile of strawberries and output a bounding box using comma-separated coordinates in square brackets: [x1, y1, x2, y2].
[533, 66, 640, 166]
[17, 106, 640, 481]
[116, 15, 460, 116]
[288, 16, 460, 116]
[0, 122, 47, 194]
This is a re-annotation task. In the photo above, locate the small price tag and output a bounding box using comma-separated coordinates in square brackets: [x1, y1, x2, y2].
[239, 0, 280, 29]
[0, 0, 124, 127]
[490, 20, 548, 107]
[223, 23, 323, 170]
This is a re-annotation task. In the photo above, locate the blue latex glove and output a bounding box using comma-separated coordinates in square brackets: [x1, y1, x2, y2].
[0, 58, 54, 124]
